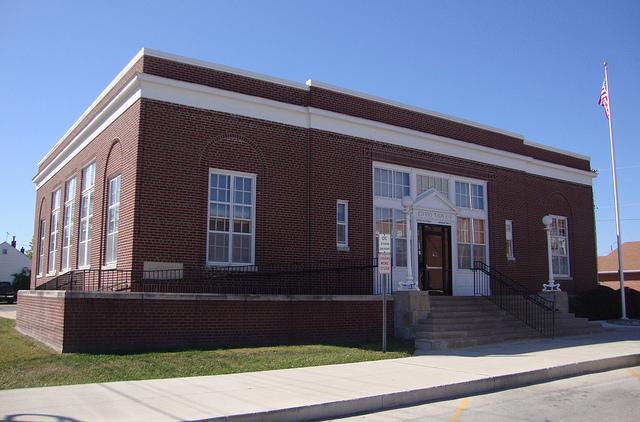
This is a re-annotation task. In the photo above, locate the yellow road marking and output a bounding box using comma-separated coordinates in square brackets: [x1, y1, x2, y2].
[450, 397, 470, 422]
[627, 368, 640, 380]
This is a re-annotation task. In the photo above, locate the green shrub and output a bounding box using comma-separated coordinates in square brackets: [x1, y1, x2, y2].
[569, 285, 640, 320]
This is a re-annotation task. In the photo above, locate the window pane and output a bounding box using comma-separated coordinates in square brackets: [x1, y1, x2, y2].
[418, 175, 449, 196]
[458, 244, 471, 269]
[337, 203, 345, 223]
[210, 174, 230, 202]
[457, 217, 471, 243]
[473, 219, 485, 244]
[375, 207, 391, 235]
[234, 176, 252, 204]
[471, 184, 484, 209]
[393, 209, 406, 238]
[395, 238, 407, 267]
[393, 171, 410, 199]
[473, 245, 486, 265]
[455, 182, 470, 208]
[208, 232, 229, 262]
[337, 225, 346, 243]
[232, 234, 251, 263]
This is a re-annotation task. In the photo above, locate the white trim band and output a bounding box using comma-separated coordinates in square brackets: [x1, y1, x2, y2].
[34, 72, 596, 189]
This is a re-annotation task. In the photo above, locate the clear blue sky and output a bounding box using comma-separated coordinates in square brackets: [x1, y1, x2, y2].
[1, 0, 638, 255]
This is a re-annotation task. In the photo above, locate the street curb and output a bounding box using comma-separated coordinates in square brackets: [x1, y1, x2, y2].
[195, 353, 640, 422]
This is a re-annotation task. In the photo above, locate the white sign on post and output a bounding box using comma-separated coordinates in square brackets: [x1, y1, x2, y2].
[378, 253, 391, 275]
[378, 234, 391, 254]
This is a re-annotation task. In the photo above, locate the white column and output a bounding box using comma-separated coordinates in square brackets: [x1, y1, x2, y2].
[542, 215, 560, 292]
[401, 196, 416, 290]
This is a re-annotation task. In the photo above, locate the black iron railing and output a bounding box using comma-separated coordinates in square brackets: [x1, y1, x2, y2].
[36, 257, 392, 296]
[473, 261, 555, 337]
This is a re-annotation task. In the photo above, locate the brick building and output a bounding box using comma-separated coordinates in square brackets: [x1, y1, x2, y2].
[598, 241, 640, 291]
[31, 48, 598, 296]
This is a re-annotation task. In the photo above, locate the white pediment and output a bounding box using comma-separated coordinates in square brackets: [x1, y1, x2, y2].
[412, 188, 458, 225]
[414, 188, 457, 212]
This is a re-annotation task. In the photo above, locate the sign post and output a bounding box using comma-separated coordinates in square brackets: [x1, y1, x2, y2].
[378, 234, 391, 353]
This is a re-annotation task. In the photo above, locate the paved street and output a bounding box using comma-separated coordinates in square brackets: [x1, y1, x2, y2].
[337, 366, 640, 422]
[0, 304, 16, 320]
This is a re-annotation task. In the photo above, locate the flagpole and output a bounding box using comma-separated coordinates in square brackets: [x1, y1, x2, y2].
[603, 61, 627, 320]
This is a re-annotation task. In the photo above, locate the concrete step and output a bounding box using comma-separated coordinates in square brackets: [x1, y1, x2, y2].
[424, 309, 508, 318]
[415, 327, 540, 340]
[416, 319, 527, 332]
[415, 331, 542, 351]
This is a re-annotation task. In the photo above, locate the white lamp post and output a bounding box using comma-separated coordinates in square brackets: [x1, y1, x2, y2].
[542, 215, 561, 292]
[401, 195, 417, 290]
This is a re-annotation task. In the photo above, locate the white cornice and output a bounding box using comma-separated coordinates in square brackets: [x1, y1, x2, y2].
[34, 72, 596, 189]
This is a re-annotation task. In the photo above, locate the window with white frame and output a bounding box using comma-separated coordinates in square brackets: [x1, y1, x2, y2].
[37, 219, 45, 276]
[457, 217, 486, 269]
[336, 200, 348, 249]
[207, 170, 255, 265]
[374, 167, 410, 199]
[78, 162, 95, 268]
[505, 220, 515, 260]
[48, 189, 61, 273]
[105, 175, 121, 265]
[61, 177, 76, 272]
[550, 215, 570, 277]
[374, 207, 407, 266]
[417, 174, 449, 197]
[455, 181, 484, 210]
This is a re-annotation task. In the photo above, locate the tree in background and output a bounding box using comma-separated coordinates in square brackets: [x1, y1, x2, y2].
[25, 238, 33, 259]
[12, 268, 31, 291]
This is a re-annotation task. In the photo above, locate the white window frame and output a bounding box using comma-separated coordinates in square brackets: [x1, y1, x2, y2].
[37, 219, 45, 277]
[48, 189, 61, 274]
[374, 167, 410, 199]
[505, 220, 515, 261]
[550, 215, 570, 278]
[336, 200, 349, 250]
[456, 217, 486, 269]
[61, 177, 76, 272]
[374, 206, 407, 267]
[78, 162, 95, 269]
[104, 174, 121, 266]
[206, 169, 256, 266]
[455, 181, 484, 210]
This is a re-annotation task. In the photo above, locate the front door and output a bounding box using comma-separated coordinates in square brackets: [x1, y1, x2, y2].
[418, 224, 452, 294]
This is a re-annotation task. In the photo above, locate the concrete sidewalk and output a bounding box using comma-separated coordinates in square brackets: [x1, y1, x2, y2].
[0, 331, 638, 422]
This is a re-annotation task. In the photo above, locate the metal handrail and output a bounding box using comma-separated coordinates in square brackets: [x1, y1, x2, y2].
[473, 261, 555, 337]
[35, 257, 388, 296]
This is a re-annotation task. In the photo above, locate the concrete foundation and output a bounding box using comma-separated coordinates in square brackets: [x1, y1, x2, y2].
[393, 290, 430, 339]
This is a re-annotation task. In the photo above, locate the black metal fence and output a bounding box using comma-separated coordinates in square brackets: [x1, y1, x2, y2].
[36, 257, 393, 296]
[473, 261, 555, 337]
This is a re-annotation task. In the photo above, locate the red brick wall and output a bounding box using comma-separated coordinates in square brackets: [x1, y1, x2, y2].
[16, 292, 394, 353]
[15, 292, 65, 352]
[32, 97, 597, 294]
[32, 101, 142, 288]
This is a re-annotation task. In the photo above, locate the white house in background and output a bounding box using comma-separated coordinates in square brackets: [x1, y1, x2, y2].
[0, 241, 31, 282]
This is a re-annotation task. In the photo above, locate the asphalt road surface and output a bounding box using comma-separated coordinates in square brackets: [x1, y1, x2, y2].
[335, 366, 640, 422]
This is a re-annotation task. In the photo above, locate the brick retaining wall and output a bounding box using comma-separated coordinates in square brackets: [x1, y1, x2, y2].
[16, 291, 394, 353]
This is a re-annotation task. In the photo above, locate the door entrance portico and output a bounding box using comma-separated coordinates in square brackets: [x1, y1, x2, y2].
[401, 188, 457, 293]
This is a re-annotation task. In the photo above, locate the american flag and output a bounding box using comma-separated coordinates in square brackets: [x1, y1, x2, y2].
[598, 79, 610, 119]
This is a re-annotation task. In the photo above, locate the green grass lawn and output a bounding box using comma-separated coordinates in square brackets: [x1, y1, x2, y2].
[0, 319, 412, 390]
